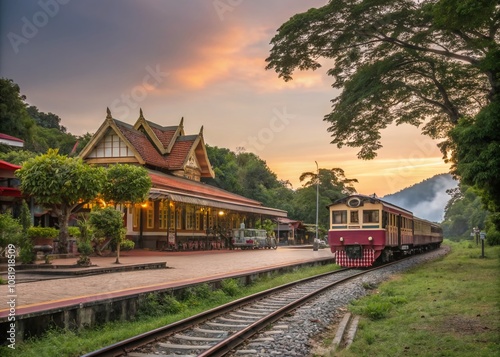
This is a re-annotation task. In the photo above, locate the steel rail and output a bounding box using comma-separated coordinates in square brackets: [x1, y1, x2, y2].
[83, 255, 418, 357]
[198, 262, 396, 357]
[81, 268, 350, 357]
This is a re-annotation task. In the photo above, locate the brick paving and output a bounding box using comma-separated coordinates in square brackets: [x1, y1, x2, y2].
[0, 247, 333, 315]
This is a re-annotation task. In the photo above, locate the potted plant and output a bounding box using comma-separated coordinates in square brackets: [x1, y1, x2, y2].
[27, 227, 58, 246]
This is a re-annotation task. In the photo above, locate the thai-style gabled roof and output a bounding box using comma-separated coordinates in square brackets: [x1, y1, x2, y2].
[79, 108, 214, 178]
[133, 109, 183, 155]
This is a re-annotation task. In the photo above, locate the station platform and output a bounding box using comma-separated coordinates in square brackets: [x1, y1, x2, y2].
[0, 246, 334, 318]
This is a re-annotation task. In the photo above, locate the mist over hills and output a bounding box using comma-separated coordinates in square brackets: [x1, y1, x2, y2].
[382, 174, 458, 223]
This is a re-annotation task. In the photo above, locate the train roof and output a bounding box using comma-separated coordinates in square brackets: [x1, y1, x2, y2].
[327, 194, 413, 215]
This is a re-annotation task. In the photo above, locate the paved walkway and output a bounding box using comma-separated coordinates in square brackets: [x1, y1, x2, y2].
[0, 247, 334, 316]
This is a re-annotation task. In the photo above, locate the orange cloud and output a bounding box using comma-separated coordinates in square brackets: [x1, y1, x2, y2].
[161, 25, 328, 92]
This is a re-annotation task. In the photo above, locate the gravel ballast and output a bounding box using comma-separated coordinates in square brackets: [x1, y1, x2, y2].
[230, 246, 450, 356]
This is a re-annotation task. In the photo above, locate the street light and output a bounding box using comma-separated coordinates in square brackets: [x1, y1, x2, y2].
[315, 161, 319, 243]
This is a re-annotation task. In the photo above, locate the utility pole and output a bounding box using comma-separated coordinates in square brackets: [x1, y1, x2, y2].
[315, 161, 319, 244]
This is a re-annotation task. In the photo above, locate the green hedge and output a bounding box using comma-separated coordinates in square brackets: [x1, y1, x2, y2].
[27, 227, 58, 239]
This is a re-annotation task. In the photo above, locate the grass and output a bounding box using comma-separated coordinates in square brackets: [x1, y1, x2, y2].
[0, 263, 338, 357]
[322, 240, 500, 357]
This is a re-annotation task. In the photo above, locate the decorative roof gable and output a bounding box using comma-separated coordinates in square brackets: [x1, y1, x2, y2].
[132, 109, 184, 155]
[80, 109, 214, 180]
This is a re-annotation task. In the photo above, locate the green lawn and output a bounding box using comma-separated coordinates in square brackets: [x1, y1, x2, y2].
[326, 240, 500, 357]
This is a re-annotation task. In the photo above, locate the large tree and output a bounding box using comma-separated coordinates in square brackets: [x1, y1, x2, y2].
[16, 149, 105, 253]
[266, 0, 499, 159]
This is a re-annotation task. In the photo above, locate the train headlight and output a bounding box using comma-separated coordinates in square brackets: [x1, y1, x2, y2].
[340, 237, 344, 242]
[368, 236, 373, 241]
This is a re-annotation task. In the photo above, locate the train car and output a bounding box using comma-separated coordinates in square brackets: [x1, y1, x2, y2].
[232, 228, 277, 249]
[328, 194, 443, 267]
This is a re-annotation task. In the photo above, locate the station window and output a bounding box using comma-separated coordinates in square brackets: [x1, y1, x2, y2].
[159, 201, 168, 229]
[350, 210, 359, 224]
[186, 206, 195, 230]
[363, 210, 379, 223]
[332, 210, 347, 224]
[133, 204, 140, 229]
[146, 201, 154, 229]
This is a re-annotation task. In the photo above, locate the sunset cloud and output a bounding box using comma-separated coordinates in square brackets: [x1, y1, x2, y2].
[0, 0, 451, 196]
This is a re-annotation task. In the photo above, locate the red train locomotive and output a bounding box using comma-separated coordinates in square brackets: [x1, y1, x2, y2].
[327, 195, 443, 267]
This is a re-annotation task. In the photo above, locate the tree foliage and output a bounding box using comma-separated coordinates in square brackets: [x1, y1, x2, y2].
[0, 150, 37, 165]
[441, 183, 499, 245]
[203, 146, 357, 230]
[16, 149, 105, 253]
[266, 0, 498, 158]
[101, 164, 152, 206]
[0, 78, 35, 140]
[0, 78, 90, 157]
[448, 101, 500, 212]
[296, 168, 357, 228]
[26, 105, 66, 132]
[100, 164, 152, 263]
[441, 184, 489, 237]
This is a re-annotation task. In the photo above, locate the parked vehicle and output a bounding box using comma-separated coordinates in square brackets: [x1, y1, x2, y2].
[232, 228, 277, 249]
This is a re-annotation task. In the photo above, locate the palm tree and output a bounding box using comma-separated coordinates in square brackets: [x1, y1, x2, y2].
[299, 168, 357, 195]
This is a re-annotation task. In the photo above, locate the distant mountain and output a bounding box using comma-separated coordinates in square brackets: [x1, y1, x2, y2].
[382, 174, 458, 222]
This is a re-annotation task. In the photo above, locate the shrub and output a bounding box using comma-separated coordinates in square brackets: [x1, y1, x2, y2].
[19, 246, 36, 264]
[138, 293, 163, 317]
[68, 226, 81, 238]
[120, 239, 135, 251]
[162, 295, 186, 314]
[221, 279, 241, 297]
[77, 242, 93, 266]
[0, 212, 22, 247]
[138, 293, 186, 317]
[27, 227, 58, 239]
[486, 227, 500, 246]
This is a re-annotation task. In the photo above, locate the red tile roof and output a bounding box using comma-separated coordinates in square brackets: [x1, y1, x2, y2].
[165, 137, 196, 169]
[115, 120, 168, 168]
[149, 123, 177, 150]
[0, 133, 24, 143]
[0, 160, 21, 170]
[149, 170, 262, 206]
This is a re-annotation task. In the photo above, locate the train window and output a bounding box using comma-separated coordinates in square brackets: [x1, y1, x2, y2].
[332, 210, 347, 224]
[363, 210, 379, 223]
[350, 210, 359, 223]
[382, 211, 388, 228]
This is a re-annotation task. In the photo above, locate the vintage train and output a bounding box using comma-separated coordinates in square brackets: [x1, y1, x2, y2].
[327, 194, 443, 267]
[232, 228, 277, 249]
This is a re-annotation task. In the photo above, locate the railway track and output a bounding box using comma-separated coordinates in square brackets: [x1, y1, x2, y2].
[82, 259, 406, 357]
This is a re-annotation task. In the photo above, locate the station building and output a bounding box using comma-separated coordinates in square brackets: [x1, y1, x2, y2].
[79, 109, 287, 250]
[0, 133, 24, 216]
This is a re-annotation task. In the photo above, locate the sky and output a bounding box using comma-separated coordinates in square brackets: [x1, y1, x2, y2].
[0, 0, 451, 196]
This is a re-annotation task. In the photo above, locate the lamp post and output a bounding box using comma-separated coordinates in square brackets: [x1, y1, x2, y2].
[315, 161, 319, 244]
